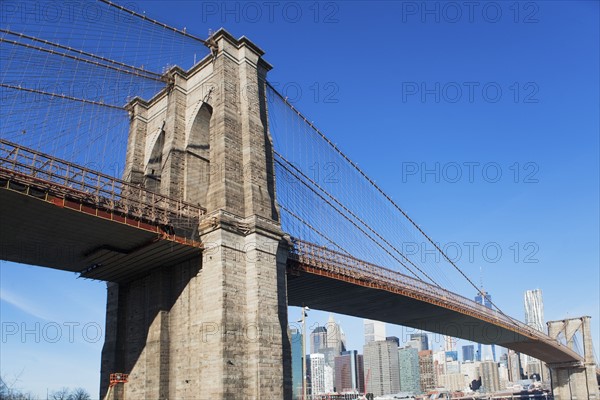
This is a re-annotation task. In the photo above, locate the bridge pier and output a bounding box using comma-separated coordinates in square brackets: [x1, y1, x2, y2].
[100, 29, 291, 400]
[547, 316, 599, 400]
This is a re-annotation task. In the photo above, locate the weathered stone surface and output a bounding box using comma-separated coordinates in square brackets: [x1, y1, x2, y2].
[101, 29, 291, 400]
[547, 316, 599, 399]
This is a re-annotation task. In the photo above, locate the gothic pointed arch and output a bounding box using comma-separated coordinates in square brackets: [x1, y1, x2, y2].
[185, 102, 212, 205]
[144, 129, 164, 193]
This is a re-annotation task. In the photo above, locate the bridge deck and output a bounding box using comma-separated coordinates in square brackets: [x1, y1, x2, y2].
[286, 240, 583, 366]
[0, 168, 202, 283]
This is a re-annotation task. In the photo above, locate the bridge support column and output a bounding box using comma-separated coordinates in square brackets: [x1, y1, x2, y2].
[198, 212, 290, 399]
[100, 29, 291, 400]
[547, 316, 599, 400]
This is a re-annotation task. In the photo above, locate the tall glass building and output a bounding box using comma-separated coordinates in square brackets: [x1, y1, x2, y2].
[462, 345, 475, 362]
[364, 319, 386, 344]
[524, 289, 544, 331]
[445, 351, 458, 361]
[334, 350, 364, 393]
[475, 291, 496, 361]
[523, 289, 545, 379]
[310, 326, 328, 354]
[408, 333, 429, 351]
[398, 346, 421, 395]
[291, 328, 304, 400]
[364, 337, 400, 396]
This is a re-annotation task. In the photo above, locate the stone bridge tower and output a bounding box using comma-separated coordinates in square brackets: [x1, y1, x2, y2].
[547, 316, 599, 400]
[100, 29, 291, 400]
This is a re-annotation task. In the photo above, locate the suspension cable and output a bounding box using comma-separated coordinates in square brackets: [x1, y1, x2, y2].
[275, 149, 441, 287]
[275, 156, 437, 285]
[279, 204, 353, 257]
[1, 83, 124, 110]
[0, 38, 165, 82]
[0, 29, 163, 79]
[97, 0, 209, 46]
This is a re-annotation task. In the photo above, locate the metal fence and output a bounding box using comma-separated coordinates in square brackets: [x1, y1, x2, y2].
[0, 138, 205, 229]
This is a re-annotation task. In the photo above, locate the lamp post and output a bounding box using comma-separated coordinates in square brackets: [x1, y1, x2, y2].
[300, 306, 310, 400]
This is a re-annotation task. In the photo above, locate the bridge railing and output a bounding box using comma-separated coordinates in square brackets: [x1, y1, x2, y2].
[289, 239, 556, 343]
[0, 139, 205, 229]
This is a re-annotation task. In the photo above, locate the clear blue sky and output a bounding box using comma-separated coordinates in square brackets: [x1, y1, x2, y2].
[1, 1, 598, 397]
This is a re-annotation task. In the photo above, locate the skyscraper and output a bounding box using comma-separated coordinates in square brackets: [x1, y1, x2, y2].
[291, 328, 304, 400]
[357, 354, 365, 394]
[364, 319, 386, 344]
[523, 289, 545, 379]
[321, 347, 338, 388]
[480, 360, 501, 392]
[334, 352, 352, 393]
[475, 291, 496, 361]
[309, 353, 327, 395]
[398, 346, 421, 395]
[462, 345, 475, 362]
[324, 364, 334, 395]
[340, 327, 347, 353]
[498, 363, 510, 389]
[445, 351, 458, 362]
[326, 314, 345, 355]
[445, 360, 460, 374]
[461, 360, 481, 385]
[418, 350, 436, 392]
[444, 335, 455, 352]
[363, 337, 400, 396]
[407, 333, 429, 351]
[311, 326, 328, 354]
[334, 350, 364, 393]
[507, 350, 523, 382]
[475, 291, 493, 308]
[432, 350, 446, 385]
[524, 289, 544, 331]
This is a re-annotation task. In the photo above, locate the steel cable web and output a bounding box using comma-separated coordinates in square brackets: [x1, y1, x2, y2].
[274, 153, 440, 287]
[266, 83, 523, 327]
[1, 0, 210, 177]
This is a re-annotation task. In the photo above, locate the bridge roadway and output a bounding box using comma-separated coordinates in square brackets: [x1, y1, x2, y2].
[286, 240, 582, 365]
[0, 139, 583, 367]
[0, 139, 203, 282]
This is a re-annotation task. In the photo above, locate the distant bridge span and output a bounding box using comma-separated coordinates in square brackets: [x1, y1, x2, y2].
[0, 139, 583, 367]
[286, 240, 582, 365]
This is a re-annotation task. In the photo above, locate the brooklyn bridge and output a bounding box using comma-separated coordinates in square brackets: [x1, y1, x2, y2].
[0, 2, 598, 399]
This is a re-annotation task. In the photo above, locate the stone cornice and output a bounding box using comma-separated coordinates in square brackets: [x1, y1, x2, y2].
[200, 210, 283, 240]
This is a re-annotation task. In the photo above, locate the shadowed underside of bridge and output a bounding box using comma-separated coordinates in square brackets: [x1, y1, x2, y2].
[287, 266, 576, 364]
[285, 242, 583, 366]
[0, 187, 200, 281]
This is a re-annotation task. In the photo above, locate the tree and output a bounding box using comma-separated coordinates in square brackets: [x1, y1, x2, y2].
[0, 375, 35, 400]
[0, 378, 88, 400]
[68, 388, 90, 400]
[0, 377, 34, 400]
[0, 378, 8, 400]
[50, 388, 70, 400]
